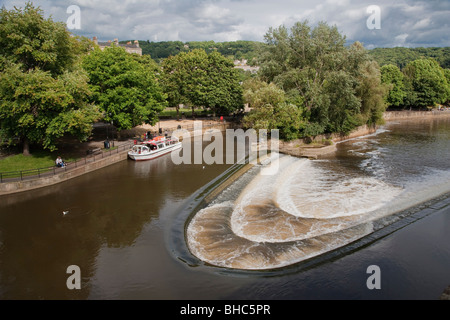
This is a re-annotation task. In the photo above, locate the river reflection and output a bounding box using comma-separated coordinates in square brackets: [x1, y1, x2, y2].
[0, 144, 232, 299]
[1, 117, 450, 300]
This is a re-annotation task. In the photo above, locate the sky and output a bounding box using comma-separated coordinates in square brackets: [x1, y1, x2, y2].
[1, 0, 450, 48]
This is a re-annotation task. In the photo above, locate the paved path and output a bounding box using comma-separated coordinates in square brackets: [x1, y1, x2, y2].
[0, 119, 232, 196]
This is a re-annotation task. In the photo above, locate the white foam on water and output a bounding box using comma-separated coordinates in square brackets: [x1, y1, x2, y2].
[188, 197, 376, 270]
[276, 159, 402, 219]
[226, 155, 402, 244]
[187, 201, 234, 263]
[186, 147, 450, 270]
[230, 156, 299, 238]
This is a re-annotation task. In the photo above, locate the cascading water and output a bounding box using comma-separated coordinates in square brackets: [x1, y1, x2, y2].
[186, 120, 450, 271]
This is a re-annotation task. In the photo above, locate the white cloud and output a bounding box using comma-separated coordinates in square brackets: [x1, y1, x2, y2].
[413, 18, 431, 30]
[2, 0, 449, 47]
[394, 33, 409, 46]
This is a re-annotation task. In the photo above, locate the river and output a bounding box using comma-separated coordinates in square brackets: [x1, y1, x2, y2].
[0, 117, 449, 300]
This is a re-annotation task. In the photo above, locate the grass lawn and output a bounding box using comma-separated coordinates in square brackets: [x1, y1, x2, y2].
[0, 150, 77, 174]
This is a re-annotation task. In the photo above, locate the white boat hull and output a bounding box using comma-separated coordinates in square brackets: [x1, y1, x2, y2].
[128, 143, 182, 161]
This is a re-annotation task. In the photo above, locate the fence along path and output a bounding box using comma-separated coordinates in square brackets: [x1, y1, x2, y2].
[0, 141, 134, 184]
[0, 120, 233, 184]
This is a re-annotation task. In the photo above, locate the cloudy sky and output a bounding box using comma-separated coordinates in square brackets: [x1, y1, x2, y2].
[2, 0, 450, 48]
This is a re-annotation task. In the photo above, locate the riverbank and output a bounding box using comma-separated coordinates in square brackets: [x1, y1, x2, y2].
[0, 119, 234, 196]
[2, 111, 450, 195]
[278, 110, 450, 159]
[384, 110, 450, 121]
[0, 145, 132, 196]
[277, 124, 378, 159]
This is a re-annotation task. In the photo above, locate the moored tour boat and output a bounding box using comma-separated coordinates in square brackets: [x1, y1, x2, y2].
[128, 136, 182, 161]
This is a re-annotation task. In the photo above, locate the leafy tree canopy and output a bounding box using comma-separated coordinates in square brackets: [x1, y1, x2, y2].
[82, 45, 167, 131]
[403, 58, 450, 108]
[0, 2, 91, 75]
[381, 64, 406, 107]
[370, 47, 450, 70]
[160, 49, 243, 118]
[258, 21, 387, 135]
[138, 40, 264, 64]
[0, 3, 101, 155]
[242, 78, 306, 141]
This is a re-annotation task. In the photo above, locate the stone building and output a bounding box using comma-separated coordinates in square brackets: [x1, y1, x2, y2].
[92, 37, 142, 56]
[233, 59, 260, 74]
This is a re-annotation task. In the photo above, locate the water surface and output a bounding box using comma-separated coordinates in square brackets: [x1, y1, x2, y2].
[1, 117, 449, 300]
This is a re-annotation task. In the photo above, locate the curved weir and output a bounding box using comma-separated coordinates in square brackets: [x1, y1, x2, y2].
[184, 122, 450, 271]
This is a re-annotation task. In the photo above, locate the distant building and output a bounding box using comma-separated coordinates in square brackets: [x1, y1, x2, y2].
[234, 59, 260, 74]
[92, 37, 142, 56]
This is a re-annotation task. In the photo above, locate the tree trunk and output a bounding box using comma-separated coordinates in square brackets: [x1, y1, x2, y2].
[192, 106, 195, 119]
[176, 105, 180, 121]
[22, 137, 31, 156]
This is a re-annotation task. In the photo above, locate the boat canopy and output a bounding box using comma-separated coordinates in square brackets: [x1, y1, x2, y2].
[144, 136, 179, 145]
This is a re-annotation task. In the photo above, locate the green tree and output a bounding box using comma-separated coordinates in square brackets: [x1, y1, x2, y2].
[82, 46, 167, 131]
[161, 51, 197, 120]
[161, 50, 207, 119]
[0, 3, 101, 155]
[242, 79, 305, 140]
[202, 51, 244, 116]
[345, 42, 388, 126]
[403, 58, 450, 108]
[242, 79, 285, 131]
[381, 64, 406, 107]
[370, 47, 450, 70]
[0, 63, 100, 153]
[161, 49, 243, 118]
[0, 3, 89, 76]
[444, 69, 450, 83]
[444, 69, 450, 105]
[258, 21, 386, 135]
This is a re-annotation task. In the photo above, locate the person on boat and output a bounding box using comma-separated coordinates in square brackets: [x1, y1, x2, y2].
[56, 156, 65, 168]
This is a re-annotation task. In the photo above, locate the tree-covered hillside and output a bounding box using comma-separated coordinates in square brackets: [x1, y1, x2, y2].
[124, 40, 450, 70]
[122, 40, 265, 64]
[369, 47, 450, 69]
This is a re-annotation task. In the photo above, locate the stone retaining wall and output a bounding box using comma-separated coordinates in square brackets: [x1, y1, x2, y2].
[0, 121, 237, 196]
[0, 150, 129, 196]
[278, 111, 450, 159]
[277, 124, 378, 159]
[384, 110, 450, 121]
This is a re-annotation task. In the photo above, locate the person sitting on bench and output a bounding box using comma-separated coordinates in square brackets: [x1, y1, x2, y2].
[56, 156, 65, 168]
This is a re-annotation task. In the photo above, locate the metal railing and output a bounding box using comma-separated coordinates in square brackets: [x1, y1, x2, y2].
[0, 142, 134, 183]
[0, 121, 237, 184]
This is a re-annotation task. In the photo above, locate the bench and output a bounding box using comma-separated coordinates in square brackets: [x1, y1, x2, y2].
[86, 148, 102, 155]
